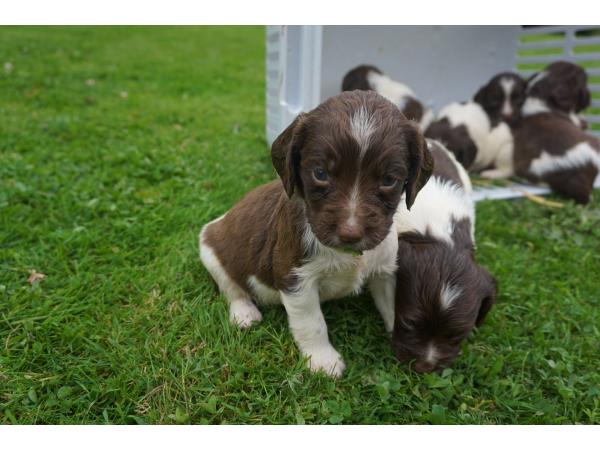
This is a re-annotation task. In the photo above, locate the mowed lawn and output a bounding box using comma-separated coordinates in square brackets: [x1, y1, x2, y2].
[1, 26, 599, 425]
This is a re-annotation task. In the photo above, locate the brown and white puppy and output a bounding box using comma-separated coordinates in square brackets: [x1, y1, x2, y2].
[199, 91, 433, 377]
[486, 62, 599, 203]
[388, 140, 496, 373]
[342, 65, 434, 130]
[522, 61, 591, 129]
[511, 113, 600, 204]
[425, 73, 526, 174]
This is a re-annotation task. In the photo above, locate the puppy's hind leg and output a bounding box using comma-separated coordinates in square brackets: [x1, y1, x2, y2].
[481, 142, 515, 179]
[199, 227, 262, 329]
[479, 168, 513, 179]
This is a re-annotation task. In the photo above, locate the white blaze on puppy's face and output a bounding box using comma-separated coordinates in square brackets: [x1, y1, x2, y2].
[350, 106, 375, 157]
[440, 283, 462, 310]
[345, 107, 375, 236]
[425, 342, 439, 365]
[500, 77, 515, 117]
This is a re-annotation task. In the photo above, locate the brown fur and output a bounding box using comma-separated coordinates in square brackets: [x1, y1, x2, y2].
[341, 64, 382, 92]
[427, 140, 462, 183]
[512, 112, 600, 204]
[392, 144, 496, 373]
[474, 72, 526, 126]
[205, 90, 433, 295]
[202, 181, 305, 293]
[424, 73, 526, 170]
[341, 64, 426, 124]
[272, 90, 433, 251]
[425, 118, 478, 169]
[403, 97, 424, 124]
[526, 61, 591, 114]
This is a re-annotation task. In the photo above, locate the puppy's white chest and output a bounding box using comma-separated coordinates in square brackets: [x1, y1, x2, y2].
[317, 258, 367, 301]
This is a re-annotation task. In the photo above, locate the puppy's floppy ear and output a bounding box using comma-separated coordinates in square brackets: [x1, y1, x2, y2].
[402, 122, 433, 210]
[550, 84, 573, 112]
[271, 114, 307, 198]
[473, 83, 488, 106]
[476, 268, 497, 327]
[576, 86, 591, 113]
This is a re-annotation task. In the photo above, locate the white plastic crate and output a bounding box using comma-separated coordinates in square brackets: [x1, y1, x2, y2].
[265, 25, 600, 202]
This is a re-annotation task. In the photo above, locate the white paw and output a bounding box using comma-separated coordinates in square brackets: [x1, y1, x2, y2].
[480, 169, 510, 180]
[229, 300, 262, 329]
[305, 345, 346, 378]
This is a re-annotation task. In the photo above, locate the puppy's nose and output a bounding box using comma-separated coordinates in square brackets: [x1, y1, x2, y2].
[338, 223, 363, 244]
[413, 360, 437, 374]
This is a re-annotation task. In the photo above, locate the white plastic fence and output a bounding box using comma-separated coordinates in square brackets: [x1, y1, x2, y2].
[265, 25, 600, 202]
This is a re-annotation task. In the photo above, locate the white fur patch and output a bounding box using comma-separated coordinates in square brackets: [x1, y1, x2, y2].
[369, 274, 396, 333]
[419, 109, 435, 132]
[346, 182, 360, 228]
[279, 282, 345, 377]
[500, 77, 515, 117]
[526, 71, 547, 92]
[569, 112, 583, 128]
[297, 219, 399, 302]
[281, 217, 400, 377]
[440, 283, 462, 310]
[522, 98, 584, 128]
[350, 107, 375, 156]
[521, 97, 550, 117]
[367, 70, 415, 110]
[199, 216, 263, 328]
[437, 101, 513, 172]
[248, 275, 280, 305]
[529, 142, 600, 177]
[425, 343, 439, 365]
[395, 176, 475, 245]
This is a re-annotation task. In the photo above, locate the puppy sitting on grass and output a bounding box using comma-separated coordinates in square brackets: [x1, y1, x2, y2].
[200, 91, 433, 377]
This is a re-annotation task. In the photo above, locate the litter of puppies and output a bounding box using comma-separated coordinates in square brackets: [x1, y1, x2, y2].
[200, 60, 598, 377]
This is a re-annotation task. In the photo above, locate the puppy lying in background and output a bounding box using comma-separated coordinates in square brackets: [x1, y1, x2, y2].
[425, 72, 526, 177]
[510, 62, 599, 204]
[200, 91, 433, 377]
[389, 140, 496, 373]
[342, 64, 434, 130]
[523, 61, 591, 129]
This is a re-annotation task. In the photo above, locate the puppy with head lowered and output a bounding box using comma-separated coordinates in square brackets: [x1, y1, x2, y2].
[200, 91, 433, 377]
[389, 140, 496, 373]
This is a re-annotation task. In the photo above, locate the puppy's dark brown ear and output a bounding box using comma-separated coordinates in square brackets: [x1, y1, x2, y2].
[403, 123, 434, 210]
[550, 84, 573, 112]
[576, 86, 591, 113]
[476, 268, 497, 327]
[271, 114, 307, 198]
[473, 83, 488, 106]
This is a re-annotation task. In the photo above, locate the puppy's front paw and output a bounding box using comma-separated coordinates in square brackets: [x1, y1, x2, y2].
[480, 169, 510, 180]
[305, 345, 346, 378]
[229, 300, 263, 329]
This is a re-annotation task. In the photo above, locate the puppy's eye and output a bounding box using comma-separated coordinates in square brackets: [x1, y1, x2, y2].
[381, 175, 397, 189]
[313, 167, 329, 182]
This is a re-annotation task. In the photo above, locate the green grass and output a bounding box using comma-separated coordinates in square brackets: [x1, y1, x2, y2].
[1, 26, 600, 425]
